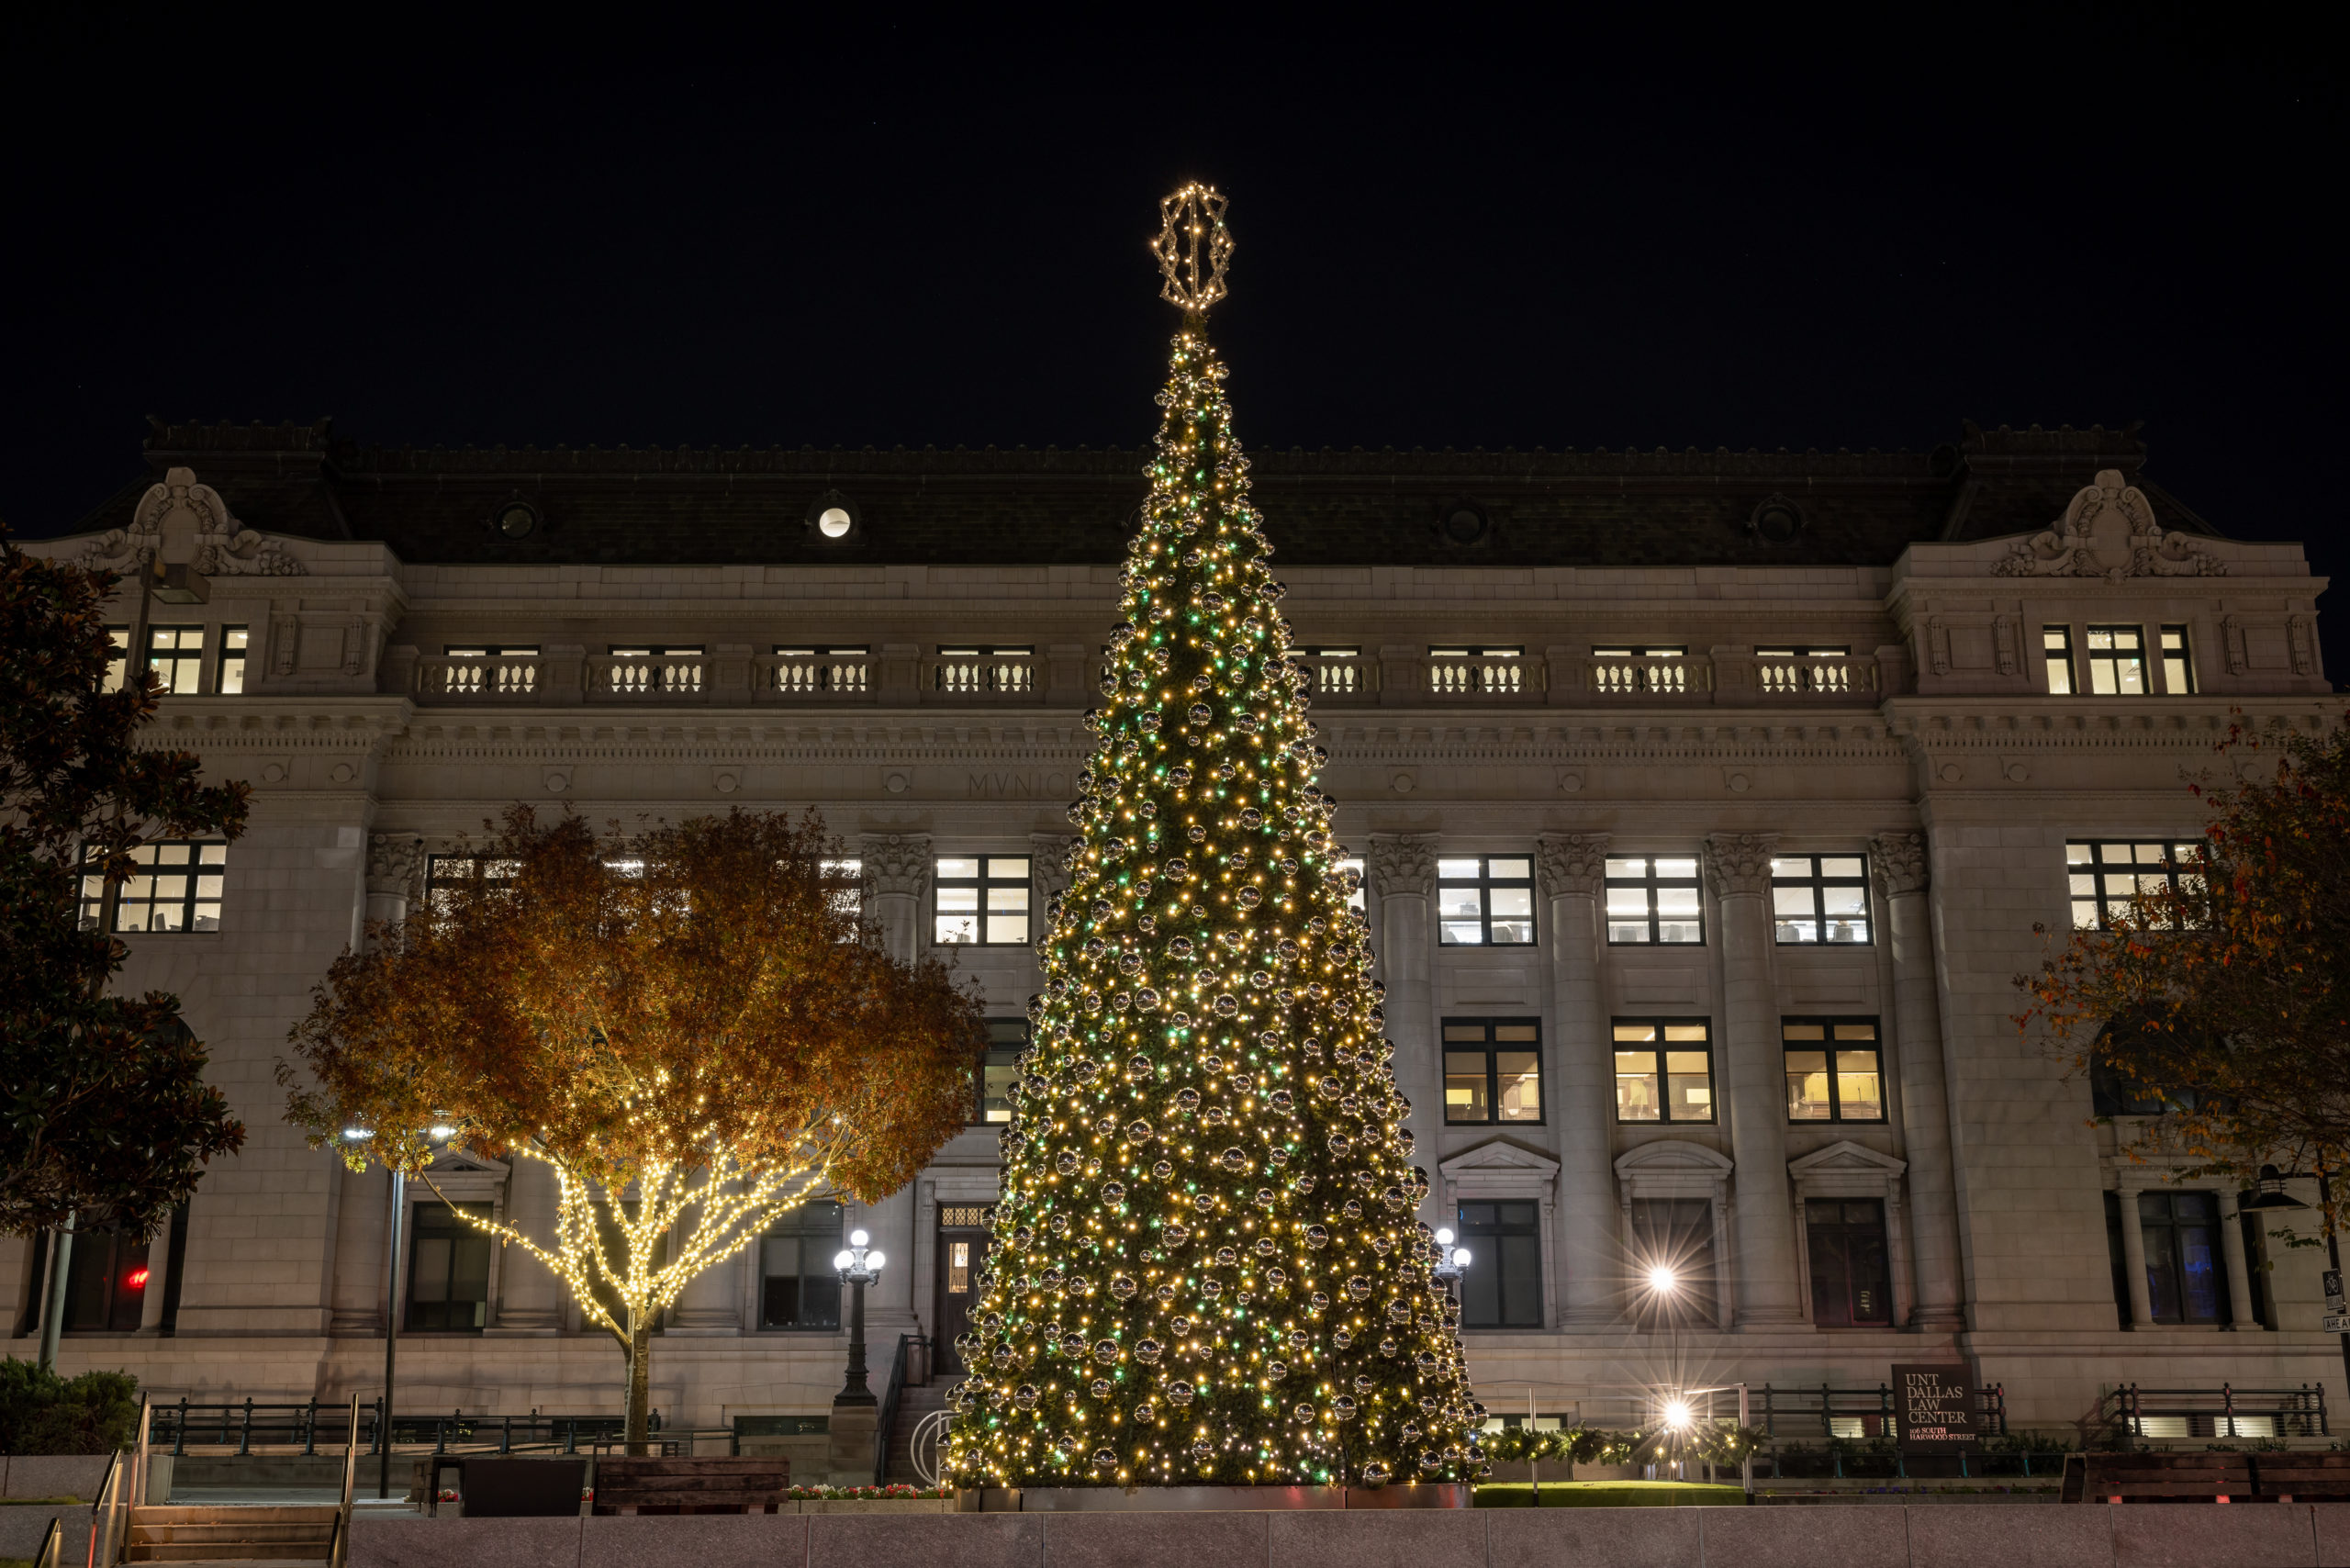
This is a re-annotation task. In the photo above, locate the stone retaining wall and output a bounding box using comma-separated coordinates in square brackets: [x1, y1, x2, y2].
[349, 1503, 2350, 1568]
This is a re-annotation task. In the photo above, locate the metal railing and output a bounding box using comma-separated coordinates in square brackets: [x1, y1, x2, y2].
[150, 1398, 729, 1457]
[874, 1332, 921, 1486]
[2100, 1383, 2328, 1446]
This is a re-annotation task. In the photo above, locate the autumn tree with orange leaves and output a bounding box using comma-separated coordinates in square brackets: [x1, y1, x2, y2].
[2020, 711, 2350, 1226]
[284, 807, 986, 1450]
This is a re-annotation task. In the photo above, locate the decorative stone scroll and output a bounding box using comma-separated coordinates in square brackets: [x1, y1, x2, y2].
[1366, 833, 1437, 899]
[861, 834, 933, 898]
[1869, 832, 1929, 898]
[79, 466, 306, 577]
[1702, 832, 1778, 898]
[1992, 468, 2222, 580]
[1535, 832, 1609, 899]
[1031, 834, 1078, 908]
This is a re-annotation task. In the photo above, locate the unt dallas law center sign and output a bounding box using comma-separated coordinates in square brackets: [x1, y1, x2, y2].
[1893, 1364, 1979, 1453]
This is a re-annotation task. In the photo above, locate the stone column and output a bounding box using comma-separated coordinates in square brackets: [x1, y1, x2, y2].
[1537, 832, 1619, 1327]
[2116, 1183, 2154, 1327]
[491, 1159, 563, 1332]
[1703, 833, 1807, 1327]
[2217, 1188, 2261, 1330]
[363, 834, 423, 938]
[328, 1165, 388, 1335]
[862, 834, 932, 964]
[1369, 834, 1440, 1231]
[1871, 833, 1966, 1330]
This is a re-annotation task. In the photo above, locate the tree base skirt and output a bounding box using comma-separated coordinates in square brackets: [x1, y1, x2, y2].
[966, 1484, 1473, 1511]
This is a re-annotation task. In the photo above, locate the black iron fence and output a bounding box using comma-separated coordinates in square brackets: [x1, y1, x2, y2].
[2099, 1383, 2329, 1446]
[151, 1398, 732, 1457]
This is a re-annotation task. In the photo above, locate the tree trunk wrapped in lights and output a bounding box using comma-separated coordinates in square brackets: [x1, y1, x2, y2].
[944, 185, 1485, 1492]
[284, 806, 986, 1453]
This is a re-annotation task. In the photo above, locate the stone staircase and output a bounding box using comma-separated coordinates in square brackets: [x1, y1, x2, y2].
[121, 1504, 339, 1563]
[883, 1382, 957, 1485]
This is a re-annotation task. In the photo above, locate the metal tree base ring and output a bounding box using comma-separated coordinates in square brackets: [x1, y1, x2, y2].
[965, 1484, 1472, 1511]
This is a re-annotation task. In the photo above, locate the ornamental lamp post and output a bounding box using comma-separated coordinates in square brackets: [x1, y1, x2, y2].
[1430, 1226, 1472, 1294]
[350, 1123, 456, 1500]
[2239, 1164, 2347, 1406]
[833, 1229, 886, 1406]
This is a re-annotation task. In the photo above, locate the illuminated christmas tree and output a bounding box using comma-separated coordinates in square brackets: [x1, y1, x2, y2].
[944, 185, 1485, 1492]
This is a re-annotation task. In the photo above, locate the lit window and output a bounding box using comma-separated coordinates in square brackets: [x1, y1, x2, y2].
[821, 858, 862, 920]
[2086, 626, 2147, 695]
[80, 840, 227, 933]
[935, 856, 1031, 945]
[1436, 857, 1535, 945]
[1442, 1019, 1542, 1125]
[1613, 1020, 1713, 1123]
[103, 626, 129, 693]
[934, 648, 1035, 695]
[2043, 626, 2075, 695]
[1606, 856, 1704, 945]
[1771, 855, 1871, 945]
[1782, 1019, 1884, 1123]
[2065, 840, 2205, 930]
[217, 627, 249, 694]
[424, 855, 517, 917]
[1590, 647, 1691, 697]
[975, 1019, 1027, 1123]
[2160, 626, 2197, 695]
[147, 627, 204, 694]
[1336, 857, 1366, 914]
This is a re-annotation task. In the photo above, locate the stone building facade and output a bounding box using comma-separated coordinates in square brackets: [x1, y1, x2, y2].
[9, 417, 2338, 1444]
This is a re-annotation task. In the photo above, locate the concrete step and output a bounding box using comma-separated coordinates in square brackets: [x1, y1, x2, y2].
[123, 1506, 338, 1564]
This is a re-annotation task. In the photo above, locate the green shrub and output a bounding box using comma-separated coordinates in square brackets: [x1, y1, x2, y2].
[0, 1359, 140, 1454]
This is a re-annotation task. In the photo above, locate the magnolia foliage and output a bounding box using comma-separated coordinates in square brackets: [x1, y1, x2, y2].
[941, 319, 1484, 1492]
[2020, 711, 2350, 1224]
[285, 807, 986, 1439]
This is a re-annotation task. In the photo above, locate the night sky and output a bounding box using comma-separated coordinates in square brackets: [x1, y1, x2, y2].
[3, 16, 2338, 678]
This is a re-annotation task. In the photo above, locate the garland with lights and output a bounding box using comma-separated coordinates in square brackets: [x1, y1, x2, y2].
[942, 186, 1487, 1491]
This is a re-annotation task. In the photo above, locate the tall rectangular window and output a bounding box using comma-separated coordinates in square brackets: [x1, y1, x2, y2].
[216, 627, 249, 694]
[103, 626, 129, 693]
[1436, 857, 1534, 944]
[2065, 840, 2205, 930]
[2138, 1191, 2226, 1325]
[2086, 626, 2148, 695]
[1457, 1200, 1542, 1328]
[1630, 1198, 1716, 1326]
[147, 627, 205, 694]
[2160, 626, 2197, 694]
[1335, 857, 1366, 914]
[1613, 1019, 1713, 1123]
[1771, 855, 1871, 944]
[1605, 856, 1703, 945]
[1806, 1199, 1892, 1327]
[2043, 625, 2075, 694]
[935, 856, 1030, 945]
[1783, 1019, 1885, 1122]
[62, 1226, 152, 1334]
[407, 1203, 492, 1331]
[975, 1019, 1027, 1124]
[80, 840, 228, 933]
[1441, 1019, 1542, 1125]
[760, 1200, 845, 1329]
[821, 857, 863, 921]
[425, 854, 517, 917]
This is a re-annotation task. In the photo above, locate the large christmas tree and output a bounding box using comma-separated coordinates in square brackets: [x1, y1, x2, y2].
[944, 185, 1484, 1492]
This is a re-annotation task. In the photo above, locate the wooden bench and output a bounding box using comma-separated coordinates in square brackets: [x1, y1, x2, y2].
[2062, 1451, 2255, 1503]
[2254, 1451, 2350, 1502]
[590, 1456, 790, 1515]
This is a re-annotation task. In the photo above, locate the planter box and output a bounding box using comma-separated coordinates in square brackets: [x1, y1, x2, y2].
[793, 1499, 955, 1514]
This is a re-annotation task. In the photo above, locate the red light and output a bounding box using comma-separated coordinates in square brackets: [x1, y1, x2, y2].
[127, 1268, 150, 1289]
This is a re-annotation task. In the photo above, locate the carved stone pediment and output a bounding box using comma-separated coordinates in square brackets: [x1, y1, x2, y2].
[79, 466, 307, 577]
[1993, 468, 2221, 579]
[1788, 1139, 1906, 1200]
[1440, 1140, 1561, 1179]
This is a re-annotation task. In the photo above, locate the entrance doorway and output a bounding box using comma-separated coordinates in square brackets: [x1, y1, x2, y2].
[934, 1206, 992, 1375]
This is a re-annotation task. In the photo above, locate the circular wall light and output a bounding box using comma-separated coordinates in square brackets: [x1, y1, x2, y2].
[807, 489, 861, 543]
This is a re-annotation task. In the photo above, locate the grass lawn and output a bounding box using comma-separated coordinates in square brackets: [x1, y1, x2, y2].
[1476, 1481, 1748, 1508]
